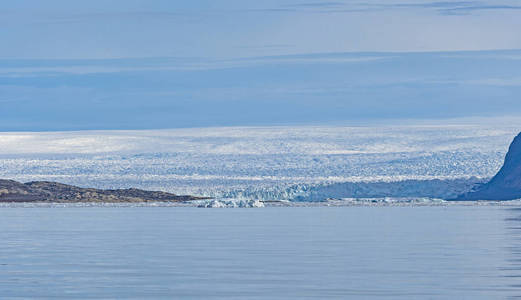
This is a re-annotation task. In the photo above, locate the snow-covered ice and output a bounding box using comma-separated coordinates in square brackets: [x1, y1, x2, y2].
[1, 119, 520, 202]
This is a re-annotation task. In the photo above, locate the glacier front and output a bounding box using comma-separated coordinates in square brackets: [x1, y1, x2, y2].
[0, 119, 520, 202]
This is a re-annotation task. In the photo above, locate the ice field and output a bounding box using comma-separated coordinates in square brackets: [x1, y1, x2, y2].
[1, 119, 521, 202]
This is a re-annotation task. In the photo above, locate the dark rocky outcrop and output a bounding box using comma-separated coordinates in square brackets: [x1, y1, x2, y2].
[0, 179, 209, 203]
[457, 132, 521, 200]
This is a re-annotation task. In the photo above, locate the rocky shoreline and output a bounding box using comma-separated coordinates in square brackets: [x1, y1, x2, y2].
[0, 179, 209, 203]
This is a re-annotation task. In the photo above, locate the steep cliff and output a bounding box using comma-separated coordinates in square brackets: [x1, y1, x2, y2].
[457, 132, 521, 200]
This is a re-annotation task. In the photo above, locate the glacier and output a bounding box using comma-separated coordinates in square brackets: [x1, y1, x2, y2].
[1, 119, 520, 202]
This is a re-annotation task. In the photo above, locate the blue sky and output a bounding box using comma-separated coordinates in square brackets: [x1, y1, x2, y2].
[1, 0, 521, 130]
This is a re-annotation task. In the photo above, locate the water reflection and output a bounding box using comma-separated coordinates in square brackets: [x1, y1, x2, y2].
[3, 206, 521, 299]
[503, 208, 521, 296]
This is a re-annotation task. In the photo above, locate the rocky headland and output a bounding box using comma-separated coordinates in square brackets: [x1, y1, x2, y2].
[457, 132, 521, 200]
[0, 179, 209, 203]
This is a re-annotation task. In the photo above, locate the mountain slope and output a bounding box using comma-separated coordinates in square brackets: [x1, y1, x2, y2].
[457, 132, 521, 200]
[0, 179, 208, 203]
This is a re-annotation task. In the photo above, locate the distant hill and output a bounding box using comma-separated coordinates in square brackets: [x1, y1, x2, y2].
[0, 179, 208, 203]
[457, 132, 521, 200]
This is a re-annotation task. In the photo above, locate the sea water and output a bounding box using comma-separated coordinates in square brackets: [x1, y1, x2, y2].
[1, 205, 521, 299]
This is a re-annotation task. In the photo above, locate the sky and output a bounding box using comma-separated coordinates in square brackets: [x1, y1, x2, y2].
[1, 0, 521, 131]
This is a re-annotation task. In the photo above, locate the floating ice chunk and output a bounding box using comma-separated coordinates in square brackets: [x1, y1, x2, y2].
[197, 199, 265, 208]
[199, 200, 227, 208]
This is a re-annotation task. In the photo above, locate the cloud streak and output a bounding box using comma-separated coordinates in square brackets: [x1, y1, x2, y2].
[249, 1, 521, 15]
[0, 54, 389, 76]
[439, 4, 521, 15]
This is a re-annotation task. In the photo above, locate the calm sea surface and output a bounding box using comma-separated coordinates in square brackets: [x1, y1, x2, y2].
[1, 206, 521, 299]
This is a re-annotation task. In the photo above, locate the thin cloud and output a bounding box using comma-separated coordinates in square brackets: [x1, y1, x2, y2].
[249, 1, 521, 15]
[465, 77, 521, 86]
[0, 54, 390, 76]
[377, 1, 521, 15]
[440, 4, 521, 15]
[388, 1, 479, 8]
